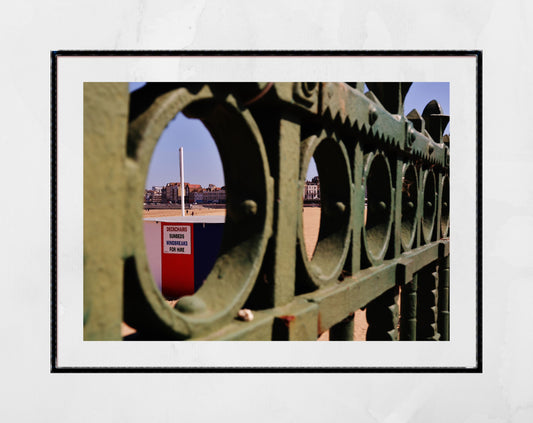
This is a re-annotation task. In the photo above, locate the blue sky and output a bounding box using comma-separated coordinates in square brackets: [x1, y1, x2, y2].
[129, 82, 449, 189]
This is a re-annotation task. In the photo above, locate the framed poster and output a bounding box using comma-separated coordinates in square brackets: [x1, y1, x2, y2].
[52, 51, 480, 371]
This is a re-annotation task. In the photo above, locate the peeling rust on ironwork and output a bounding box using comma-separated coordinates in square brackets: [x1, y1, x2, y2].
[278, 315, 296, 327]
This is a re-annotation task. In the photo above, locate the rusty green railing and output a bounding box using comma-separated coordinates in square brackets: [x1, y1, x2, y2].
[83, 82, 449, 341]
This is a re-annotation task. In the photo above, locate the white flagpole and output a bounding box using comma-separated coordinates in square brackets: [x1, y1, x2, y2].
[179, 147, 185, 217]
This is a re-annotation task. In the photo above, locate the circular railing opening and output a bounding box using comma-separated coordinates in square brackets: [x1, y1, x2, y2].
[363, 153, 393, 263]
[400, 164, 418, 250]
[422, 170, 437, 243]
[297, 135, 352, 290]
[125, 84, 273, 339]
[440, 175, 450, 237]
[301, 156, 321, 260]
[142, 112, 225, 301]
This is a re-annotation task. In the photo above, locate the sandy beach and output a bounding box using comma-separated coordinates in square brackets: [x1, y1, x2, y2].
[143, 207, 227, 218]
[124, 206, 368, 340]
[144, 205, 320, 259]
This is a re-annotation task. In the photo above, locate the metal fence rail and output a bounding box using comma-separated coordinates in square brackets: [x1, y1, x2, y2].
[83, 82, 450, 341]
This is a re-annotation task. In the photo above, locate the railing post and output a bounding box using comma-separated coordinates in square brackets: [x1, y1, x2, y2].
[400, 274, 418, 340]
[244, 110, 300, 309]
[416, 264, 440, 340]
[350, 141, 364, 274]
[366, 286, 400, 341]
[269, 118, 300, 306]
[392, 155, 403, 258]
[329, 313, 355, 341]
[438, 255, 450, 340]
[83, 83, 129, 340]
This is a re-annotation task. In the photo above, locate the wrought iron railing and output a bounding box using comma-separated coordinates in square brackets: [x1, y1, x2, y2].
[83, 82, 449, 341]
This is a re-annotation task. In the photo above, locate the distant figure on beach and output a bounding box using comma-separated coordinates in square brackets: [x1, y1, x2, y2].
[192, 211, 194, 216]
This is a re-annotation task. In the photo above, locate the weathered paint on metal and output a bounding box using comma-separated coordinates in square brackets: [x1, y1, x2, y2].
[83, 83, 129, 340]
